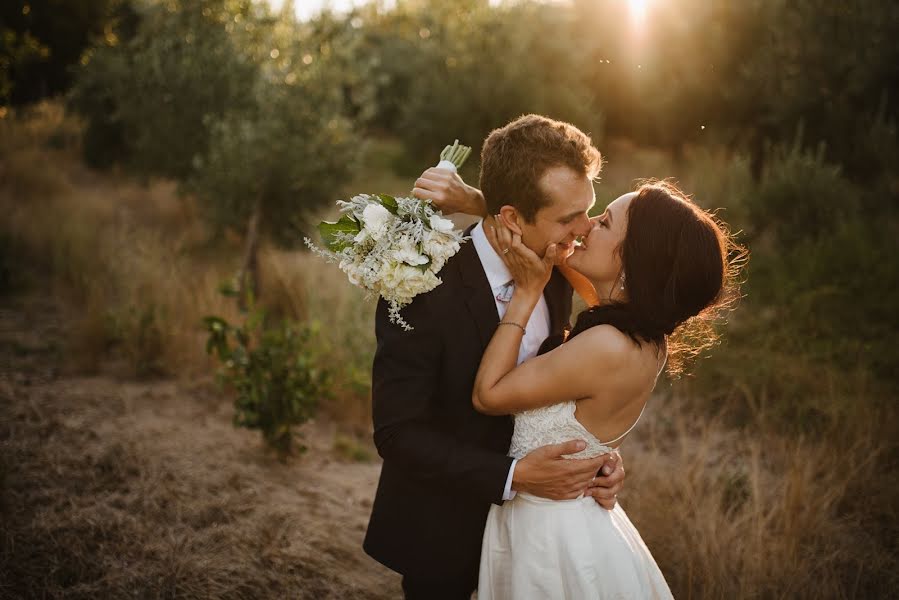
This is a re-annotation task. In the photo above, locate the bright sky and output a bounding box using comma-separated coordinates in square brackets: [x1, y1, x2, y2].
[266, 0, 393, 21]
[267, 0, 517, 21]
[268, 1, 651, 23]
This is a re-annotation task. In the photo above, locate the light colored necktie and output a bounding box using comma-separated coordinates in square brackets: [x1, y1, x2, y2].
[496, 280, 514, 303]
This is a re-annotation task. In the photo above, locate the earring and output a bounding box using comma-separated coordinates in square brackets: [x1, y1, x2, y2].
[619, 272, 626, 291]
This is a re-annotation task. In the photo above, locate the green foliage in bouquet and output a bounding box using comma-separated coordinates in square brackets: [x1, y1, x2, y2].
[316, 193, 393, 253]
[203, 284, 329, 459]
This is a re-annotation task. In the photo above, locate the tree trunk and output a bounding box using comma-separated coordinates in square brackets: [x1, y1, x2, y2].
[238, 197, 262, 310]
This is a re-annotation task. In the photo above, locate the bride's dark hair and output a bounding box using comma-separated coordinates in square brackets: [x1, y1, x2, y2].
[558, 181, 746, 375]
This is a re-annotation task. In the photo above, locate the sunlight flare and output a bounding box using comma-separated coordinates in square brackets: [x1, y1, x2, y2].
[628, 0, 652, 28]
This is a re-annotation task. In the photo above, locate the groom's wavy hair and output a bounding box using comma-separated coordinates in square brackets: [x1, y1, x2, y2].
[479, 114, 602, 222]
[565, 181, 748, 375]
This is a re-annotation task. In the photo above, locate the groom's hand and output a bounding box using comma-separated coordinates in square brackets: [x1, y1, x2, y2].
[413, 167, 487, 217]
[512, 440, 610, 501]
[585, 451, 625, 511]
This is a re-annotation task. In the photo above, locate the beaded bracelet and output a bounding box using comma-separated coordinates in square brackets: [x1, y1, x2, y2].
[497, 321, 526, 334]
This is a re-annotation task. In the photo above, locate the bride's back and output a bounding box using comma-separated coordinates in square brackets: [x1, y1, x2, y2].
[509, 324, 665, 460]
[573, 324, 666, 447]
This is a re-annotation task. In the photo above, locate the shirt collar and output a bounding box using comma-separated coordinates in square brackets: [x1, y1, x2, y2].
[471, 219, 512, 290]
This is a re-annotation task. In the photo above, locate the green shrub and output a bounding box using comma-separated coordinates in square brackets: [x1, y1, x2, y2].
[749, 129, 859, 248]
[682, 139, 898, 427]
[204, 289, 329, 459]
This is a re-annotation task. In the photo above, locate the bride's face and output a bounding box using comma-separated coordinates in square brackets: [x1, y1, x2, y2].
[565, 192, 635, 289]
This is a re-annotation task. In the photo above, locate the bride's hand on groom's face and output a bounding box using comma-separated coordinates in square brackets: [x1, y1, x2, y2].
[488, 214, 556, 297]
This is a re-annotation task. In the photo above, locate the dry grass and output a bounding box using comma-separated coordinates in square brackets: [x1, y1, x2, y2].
[0, 295, 398, 599]
[624, 389, 898, 599]
[0, 103, 241, 380]
[0, 102, 387, 400]
[1, 102, 896, 598]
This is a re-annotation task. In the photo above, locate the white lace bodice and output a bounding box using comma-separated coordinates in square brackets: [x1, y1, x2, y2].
[509, 401, 618, 460]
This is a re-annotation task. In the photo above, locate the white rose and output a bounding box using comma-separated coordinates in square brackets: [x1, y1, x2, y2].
[379, 263, 411, 300]
[422, 229, 440, 250]
[423, 233, 460, 272]
[378, 261, 402, 286]
[362, 203, 392, 240]
[417, 269, 441, 295]
[429, 214, 455, 233]
[381, 263, 440, 304]
[394, 236, 429, 266]
[430, 256, 446, 274]
[397, 267, 440, 302]
[340, 258, 362, 286]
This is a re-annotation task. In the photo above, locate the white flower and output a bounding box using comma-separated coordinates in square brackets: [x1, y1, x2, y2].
[429, 214, 455, 233]
[308, 192, 467, 330]
[394, 236, 429, 266]
[381, 263, 440, 304]
[340, 258, 362, 286]
[422, 230, 459, 273]
[362, 203, 392, 239]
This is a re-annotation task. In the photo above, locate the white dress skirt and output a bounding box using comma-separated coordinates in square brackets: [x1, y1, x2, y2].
[477, 401, 673, 600]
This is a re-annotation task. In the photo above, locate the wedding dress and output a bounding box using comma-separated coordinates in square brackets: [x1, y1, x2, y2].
[477, 400, 674, 599]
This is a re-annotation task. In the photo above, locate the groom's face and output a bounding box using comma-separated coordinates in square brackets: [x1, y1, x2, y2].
[515, 165, 596, 261]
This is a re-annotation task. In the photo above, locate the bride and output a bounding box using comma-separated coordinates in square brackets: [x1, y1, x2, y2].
[471, 181, 742, 599]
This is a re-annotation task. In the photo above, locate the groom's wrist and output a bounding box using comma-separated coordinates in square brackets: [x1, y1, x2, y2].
[466, 186, 487, 217]
[510, 459, 533, 494]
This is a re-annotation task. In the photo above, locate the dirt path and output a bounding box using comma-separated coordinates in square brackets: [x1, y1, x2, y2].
[0, 292, 401, 599]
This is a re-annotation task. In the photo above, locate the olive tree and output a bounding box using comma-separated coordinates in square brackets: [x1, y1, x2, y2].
[70, 0, 362, 302]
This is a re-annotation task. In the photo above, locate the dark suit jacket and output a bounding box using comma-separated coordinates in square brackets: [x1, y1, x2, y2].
[363, 231, 573, 583]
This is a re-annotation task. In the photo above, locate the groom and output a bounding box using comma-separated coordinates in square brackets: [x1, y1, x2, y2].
[363, 115, 625, 599]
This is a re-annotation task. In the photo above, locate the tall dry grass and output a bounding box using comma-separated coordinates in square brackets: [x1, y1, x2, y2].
[1, 102, 896, 597]
[0, 101, 397, 425]
[625, 390, 897, 598]
[0, 102, 240, 378]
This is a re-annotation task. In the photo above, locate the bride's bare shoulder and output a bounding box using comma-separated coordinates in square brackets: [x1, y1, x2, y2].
[561, 324, 638, 367]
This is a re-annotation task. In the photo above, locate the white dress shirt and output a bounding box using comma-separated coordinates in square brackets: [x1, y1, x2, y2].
[470, 220, 551, 500]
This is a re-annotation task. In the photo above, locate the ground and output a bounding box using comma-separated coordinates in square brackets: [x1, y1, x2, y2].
[0, 291, 402, 599]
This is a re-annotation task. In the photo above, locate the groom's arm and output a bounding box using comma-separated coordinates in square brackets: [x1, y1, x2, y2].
[413, 167, 487, 216]
[371, 296, 512, 505]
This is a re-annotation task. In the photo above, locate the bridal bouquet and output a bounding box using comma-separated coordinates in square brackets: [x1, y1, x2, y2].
[305, 141, 472, 330]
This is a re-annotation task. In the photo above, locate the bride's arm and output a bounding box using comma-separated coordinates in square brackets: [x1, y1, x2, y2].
[412, 167, 487, 216]
[473, 318, 625, 415]
[471, 218, 624, 415]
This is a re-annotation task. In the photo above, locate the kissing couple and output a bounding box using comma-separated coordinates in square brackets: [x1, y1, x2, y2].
[363, 114, 741, 599]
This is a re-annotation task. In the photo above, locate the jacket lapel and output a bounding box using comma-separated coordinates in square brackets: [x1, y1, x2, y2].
[456, 225, 573, 349]
[457, 230, 500, 351]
